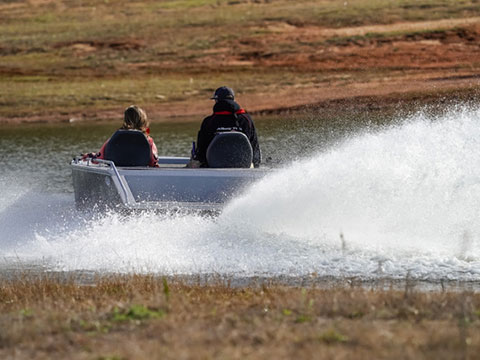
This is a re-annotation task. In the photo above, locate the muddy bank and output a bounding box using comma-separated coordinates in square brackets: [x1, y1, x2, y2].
[2, 79, 478, 125]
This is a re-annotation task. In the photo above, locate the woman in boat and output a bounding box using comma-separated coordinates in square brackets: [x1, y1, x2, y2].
[83, 105, 159, 167]
[188, 86, 261, 168]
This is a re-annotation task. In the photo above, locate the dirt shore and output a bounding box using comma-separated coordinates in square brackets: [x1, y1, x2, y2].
[1, 1, 479, 124]
[2, 78, 478, 125]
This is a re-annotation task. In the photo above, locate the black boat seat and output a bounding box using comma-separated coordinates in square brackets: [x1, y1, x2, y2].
[104, 129, 151, 167]
[206, 132, 253, 168]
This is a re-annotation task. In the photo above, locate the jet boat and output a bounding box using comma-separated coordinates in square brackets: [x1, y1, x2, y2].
[71, 130, 269, 212]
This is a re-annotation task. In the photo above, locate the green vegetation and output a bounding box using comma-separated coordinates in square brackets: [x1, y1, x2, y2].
[318, 329, 349, 344]
[111, 304, 165, 321]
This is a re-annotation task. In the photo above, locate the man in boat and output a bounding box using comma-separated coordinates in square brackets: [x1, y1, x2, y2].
[188, 86, 261, 168]
[82, 105, 159, 167]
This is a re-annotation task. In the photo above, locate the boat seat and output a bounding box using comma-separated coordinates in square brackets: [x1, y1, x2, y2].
[206, 132, 253, 168]
[104, 129, 151, 167]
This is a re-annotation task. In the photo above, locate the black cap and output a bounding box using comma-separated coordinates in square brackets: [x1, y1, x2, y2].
[211, 86, 235, 100]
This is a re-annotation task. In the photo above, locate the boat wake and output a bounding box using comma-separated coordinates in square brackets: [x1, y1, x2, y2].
[1, 104, 480, 281]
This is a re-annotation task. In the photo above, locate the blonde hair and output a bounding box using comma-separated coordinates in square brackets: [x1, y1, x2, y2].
[122, 105, 149, 132]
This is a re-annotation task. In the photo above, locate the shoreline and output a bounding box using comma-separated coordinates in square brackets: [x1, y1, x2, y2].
[2, 2, 479, 126]
[1, 79, 478, 125]
[2, 268, 480, 293]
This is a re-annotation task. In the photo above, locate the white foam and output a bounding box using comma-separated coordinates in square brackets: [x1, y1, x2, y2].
[0, 178, 27, 213]
[3, 105, 480, 280]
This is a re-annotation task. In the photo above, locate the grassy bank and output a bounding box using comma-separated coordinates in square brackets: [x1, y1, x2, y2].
[1, 275, 480, 359]
[1, 0, 479, 122]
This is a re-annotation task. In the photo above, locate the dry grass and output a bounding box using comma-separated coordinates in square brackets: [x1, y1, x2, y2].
[1, 274, 480, 359]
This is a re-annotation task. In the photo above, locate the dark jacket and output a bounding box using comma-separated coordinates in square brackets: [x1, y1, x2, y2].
[194, 99, 261, 167]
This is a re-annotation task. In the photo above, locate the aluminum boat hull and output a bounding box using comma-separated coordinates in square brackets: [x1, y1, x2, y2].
[71, 157, 269, 211]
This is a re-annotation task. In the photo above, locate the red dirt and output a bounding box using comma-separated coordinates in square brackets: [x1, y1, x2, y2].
[3, 18, 480, 123]
[153, 20, 480, 121]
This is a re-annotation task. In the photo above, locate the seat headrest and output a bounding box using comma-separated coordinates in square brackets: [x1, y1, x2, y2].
[104, 129, 151, 166]
[206, 132, 253, 168]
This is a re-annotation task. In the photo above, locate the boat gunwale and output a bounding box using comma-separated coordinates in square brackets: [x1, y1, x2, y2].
[71, 160, 271, 177]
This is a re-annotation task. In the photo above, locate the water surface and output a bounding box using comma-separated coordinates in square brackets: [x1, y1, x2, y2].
[1, 106, 479, 286]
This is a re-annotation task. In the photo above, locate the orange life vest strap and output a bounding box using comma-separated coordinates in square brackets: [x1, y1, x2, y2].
[214, 109, 246, 115]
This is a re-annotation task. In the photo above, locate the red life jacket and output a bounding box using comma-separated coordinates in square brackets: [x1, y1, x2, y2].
[213, 109, 247, 116]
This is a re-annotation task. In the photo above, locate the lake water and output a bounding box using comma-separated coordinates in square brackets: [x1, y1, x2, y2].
[1, 104, 480, 286]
